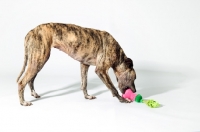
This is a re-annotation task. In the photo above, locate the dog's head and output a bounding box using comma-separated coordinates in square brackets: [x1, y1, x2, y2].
[117, 58, 136, 94]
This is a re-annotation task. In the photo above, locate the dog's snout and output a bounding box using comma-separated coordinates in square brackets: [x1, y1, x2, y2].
[133, 89, 136, 93]
[131, 89, 136, 93]
[130, 87, 136, 93]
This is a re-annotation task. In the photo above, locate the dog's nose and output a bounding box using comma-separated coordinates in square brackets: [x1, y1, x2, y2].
[132, 88, 136, 93]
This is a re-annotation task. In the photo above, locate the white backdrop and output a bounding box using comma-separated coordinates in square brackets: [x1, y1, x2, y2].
[1, 0, 200, 75]
[0, 0, 200, 132]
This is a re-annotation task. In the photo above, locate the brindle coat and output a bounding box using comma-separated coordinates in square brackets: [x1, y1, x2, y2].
[17, 23, 136, 106]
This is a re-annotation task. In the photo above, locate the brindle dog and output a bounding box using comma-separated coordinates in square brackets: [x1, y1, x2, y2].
[17, 23, 136, 106]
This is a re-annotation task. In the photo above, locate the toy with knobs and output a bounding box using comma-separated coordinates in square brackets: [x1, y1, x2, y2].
[122, 88, 160, 108]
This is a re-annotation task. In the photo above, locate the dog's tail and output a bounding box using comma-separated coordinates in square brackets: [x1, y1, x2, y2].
[16, 41, 28, 83]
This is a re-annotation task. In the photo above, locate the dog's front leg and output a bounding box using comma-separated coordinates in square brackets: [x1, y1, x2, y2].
[95, 68, 130, 103]
[80, 63, 96, 100]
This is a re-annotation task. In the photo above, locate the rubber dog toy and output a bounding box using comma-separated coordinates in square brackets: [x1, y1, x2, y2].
[122, 89, 160, 108]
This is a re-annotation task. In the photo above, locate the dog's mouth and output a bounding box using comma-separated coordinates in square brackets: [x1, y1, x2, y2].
[121, 86, 136, 94]
[122, 87, 129, 94]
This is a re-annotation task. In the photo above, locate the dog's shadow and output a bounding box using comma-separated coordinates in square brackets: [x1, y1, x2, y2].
[31, 77, 107, 102]
[135, 69, 188, 98]
[31, 68, 188, 102]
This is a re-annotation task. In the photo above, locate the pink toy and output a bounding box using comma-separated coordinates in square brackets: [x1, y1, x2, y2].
[122, 89, 137, 101]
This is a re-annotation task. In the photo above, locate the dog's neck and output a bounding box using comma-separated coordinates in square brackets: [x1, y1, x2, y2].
[111, 47, 130, 77]
[113, 61, 128, 78]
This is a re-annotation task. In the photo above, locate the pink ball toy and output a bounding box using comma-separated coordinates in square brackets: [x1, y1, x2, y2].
[122, 89, 137, 101]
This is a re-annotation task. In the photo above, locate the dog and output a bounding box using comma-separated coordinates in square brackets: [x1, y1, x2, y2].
[17, 23, 136, 106]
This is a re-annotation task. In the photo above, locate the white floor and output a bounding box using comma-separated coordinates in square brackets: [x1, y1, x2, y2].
[1, 65, 200, 132]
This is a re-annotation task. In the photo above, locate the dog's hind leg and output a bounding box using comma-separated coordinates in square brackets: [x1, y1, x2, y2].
[18, 66, 38, 106]
[80, 63, 96, 100]
[18, 53, 50, 106]
[28, 74, 40, 98]
[18, 37, 51, 106]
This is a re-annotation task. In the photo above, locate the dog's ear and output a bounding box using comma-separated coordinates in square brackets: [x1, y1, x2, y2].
[125, 58, 133, 68]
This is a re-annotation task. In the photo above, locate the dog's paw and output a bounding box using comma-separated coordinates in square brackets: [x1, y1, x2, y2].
[85, 95, 96, 100]
[21, 101, 32, 106]
[31, 92, 40, 98]
[119, 97, 131, 103]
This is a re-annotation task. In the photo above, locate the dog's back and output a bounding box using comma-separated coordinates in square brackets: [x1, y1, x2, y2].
[25, 23, 122, 66]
